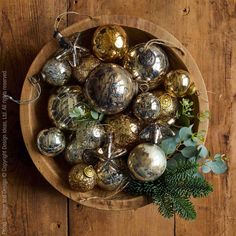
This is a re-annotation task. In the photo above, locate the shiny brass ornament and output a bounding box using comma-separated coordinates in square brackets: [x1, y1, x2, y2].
[133, 92, 161, 122]
[41, 57, 72, 86]
[37, 127, 66, 157]
[76, 120, 106, 150]
[85, 63, 138, 114]
[48, 86, 89, 131]
[92, 25, 128, 62]
[105, 114, 141, 149]
[65, 139, 84, 165]
[164, 70, 191, 97]
[128, 143, 167, 182]
[123, 43, 169, 90]
[73, 54, 101, 84]
[68, 163, 97, 192]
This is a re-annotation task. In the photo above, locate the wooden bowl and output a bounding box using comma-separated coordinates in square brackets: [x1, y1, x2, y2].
[20, 15, 209, 210]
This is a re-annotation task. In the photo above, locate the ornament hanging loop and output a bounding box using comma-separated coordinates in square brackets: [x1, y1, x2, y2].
[144, 39, 185, 57]
[3, 74, 42, 105]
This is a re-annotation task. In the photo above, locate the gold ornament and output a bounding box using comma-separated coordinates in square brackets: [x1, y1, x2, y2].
[164, 70, 191, 97]
[128, 143, 167, 182]
[68, 163, 97, 192]
[85, 63, 137, 114]
[123, 43, 169, 90]
[92, 25, 128, 62]
[65, 139, 84, 165]
[153, 91, 178, 120]
[105, 114, 141, 149]
[48, 86, 89, 131]
[72, 54, 101, 84]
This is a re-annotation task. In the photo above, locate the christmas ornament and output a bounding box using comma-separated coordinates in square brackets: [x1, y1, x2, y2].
[72, 54, 101, 84]
[153, 91, 178, 119]
[65, 139, 84, 165]
[94, 134, 127, 190]
[85, 63, 137, 114]
[92, 25, 128, 62]
[139, 123, 175, 144]
[164, 70, 192, 97]
[68, 163, 97, 192]
[37, 127, 66, 157]
[123, 43, 169, 90]
[133, 92, 161, 122]
[128, 143, 166, 182]
[48, 86, 89, 131]
[41, 57, 72, 86]
[76, 120, 106, 149]
[105, 114, 141, 149]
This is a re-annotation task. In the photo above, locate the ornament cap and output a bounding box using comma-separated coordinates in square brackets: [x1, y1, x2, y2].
[84, 165, 96, 178]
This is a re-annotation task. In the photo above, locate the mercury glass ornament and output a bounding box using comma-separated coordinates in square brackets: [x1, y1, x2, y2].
[133, 92, 161, 122]
[65, 139, 84, 165]
[73, 55, 101, 84]
[123, 43, 169, 90]
[37, 127, 66, 157]
[41, 58, 72, 86]
[128, 143, 167, 182]
[68, 164, 97, 192]
[76, 120, 106, 150]
[164, 70, 191, 97]
[85, 63, 138, 114]
[92, 25, 128, 62]
[48, 86, 89, 131]
[105, 114, 141, 149]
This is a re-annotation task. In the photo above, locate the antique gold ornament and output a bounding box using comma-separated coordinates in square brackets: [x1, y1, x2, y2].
[164, 70, 192, 97]
[65, 139, 84, 165]
[37, 127, 66, 157]
[48, 86, 89, 131]
[85, 63, 137, 114]
[123, 43, 169, 90]
[92, 25, 128, 62]
[68, 163, 97, 192]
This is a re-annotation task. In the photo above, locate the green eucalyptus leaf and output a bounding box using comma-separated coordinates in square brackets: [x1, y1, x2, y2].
[181, 146, 197, 158]
[90, 111, 99, 120]
[197, 145, 209, 158]
[184, 138, 196, 147]
[210, 160, 228, 174]
[201, 165, 211, 173]
[214, 153, 222, 161]
[160, 137, 177, 155]
[179, 125, 193, 141]
[98, 113, 105, 121]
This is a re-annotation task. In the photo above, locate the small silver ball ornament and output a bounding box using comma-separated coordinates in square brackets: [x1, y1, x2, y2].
[37, 127, 66, 157]
[65, 139, 84, 165]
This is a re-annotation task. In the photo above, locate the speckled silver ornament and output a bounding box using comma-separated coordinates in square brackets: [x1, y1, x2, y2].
[133, 92, 161, 122]
[124, 43, 169, 90]
[128, 143, 167, 182]
[65, 139, 84, 165]
[85, 63, 138, 114]
[37, 127, 66, 157]
[48, 86, 88, 131]
[41, 58, 72, 86]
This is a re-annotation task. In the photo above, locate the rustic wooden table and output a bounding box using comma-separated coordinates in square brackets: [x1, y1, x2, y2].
[0, 1, 235, 235]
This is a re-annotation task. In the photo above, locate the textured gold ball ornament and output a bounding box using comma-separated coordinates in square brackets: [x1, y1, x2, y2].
[164, 70, 191, 97]
[153, 91, 178, 120]
[41, 58, 72, 86]
[48, 86, 89, 131]
[123, 43, 169, 90]
[92, 25, 128, 62]
[73, 55, 101, 84]
[128, 143, 167, 182]
[37, 127, 66, 157]
[65, 139, 84, 165]
[133, 92, 161, 122]
[68, 163, 97, 192]
[105, 114, 141, 149]
[85, 63, 138, 114]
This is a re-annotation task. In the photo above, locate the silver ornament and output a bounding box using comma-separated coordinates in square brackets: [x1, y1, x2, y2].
[128, 143, 167, 182]
[85, 63, 138, 114]
[37, 127, 66, 157]
[124, 43, 169, 90]
[65, 139, 84, 165]
[76, 120, 106, 149]
[41, 58, 72, 86]
[48, 86, 87, 131]
[133, 92, 161, 122]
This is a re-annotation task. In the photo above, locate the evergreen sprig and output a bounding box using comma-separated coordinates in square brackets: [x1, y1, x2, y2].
[126, 159, 213, 220]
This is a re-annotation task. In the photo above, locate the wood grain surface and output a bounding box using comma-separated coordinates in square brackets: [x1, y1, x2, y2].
[0, 0, 235, 236]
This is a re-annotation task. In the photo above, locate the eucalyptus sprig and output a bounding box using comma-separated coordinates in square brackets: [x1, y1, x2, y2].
[176, 98, 194, 126]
